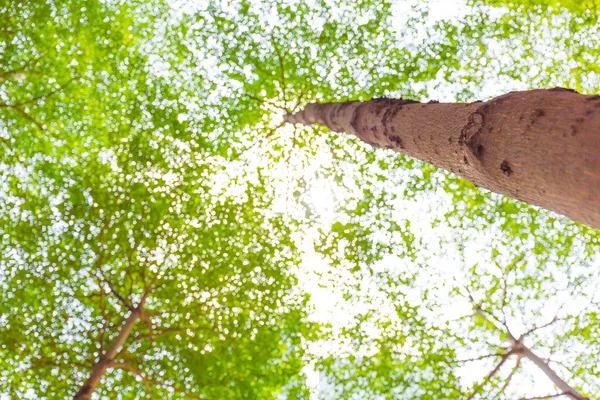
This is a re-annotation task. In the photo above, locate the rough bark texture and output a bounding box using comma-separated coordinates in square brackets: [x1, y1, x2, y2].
[73, 308, 142, 400]
[286, 89, 600, 229]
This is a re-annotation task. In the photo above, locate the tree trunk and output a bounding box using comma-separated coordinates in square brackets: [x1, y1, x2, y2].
[286, 89, 600, 229]
[73, 308, 142, 400]
[518, 344, 588, 400]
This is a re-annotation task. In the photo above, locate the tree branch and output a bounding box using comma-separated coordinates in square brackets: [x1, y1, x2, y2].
[0, 55, 43, 80]
[456, 352, 506, 364]
[493, 356, 521, 397]
[466, 350, 514, 400]
[7, 105, 45, 131]
[0, 76, 77, 108]
[271, 34, 288, 110]
[97, 284, 108, 356]
[112, 362, 204, 399]
[519, 310, 563, 340]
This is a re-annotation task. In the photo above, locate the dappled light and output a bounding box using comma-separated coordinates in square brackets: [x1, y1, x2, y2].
[1, 0, 599, 399]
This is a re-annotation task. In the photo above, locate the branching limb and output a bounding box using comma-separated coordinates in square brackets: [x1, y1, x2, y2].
[291, 90, 305, 113]
[466, 350, 515, 400]
[519, 345, 588, 400]
[96, 271, 133, 311]
[74, 306, 144, 400]
[493, 356, 522, 398]
[519, 310, 563, 340]
[0, 75, 77, 108]
[244, 93, 281, 109]
[456, 352, 507, 364]
[112, 362, 205, 400]
[5, 105, 45, 131]
[0, 54, 43, 80]
[270, 34, 288, 110]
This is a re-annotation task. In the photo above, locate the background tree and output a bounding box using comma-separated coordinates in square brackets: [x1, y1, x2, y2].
[1, 1, 312, 398]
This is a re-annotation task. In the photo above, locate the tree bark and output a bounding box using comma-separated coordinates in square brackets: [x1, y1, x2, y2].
[286, 89, 600, 229]
[73, 308, 142, 400]
[517, 344, 588, 400]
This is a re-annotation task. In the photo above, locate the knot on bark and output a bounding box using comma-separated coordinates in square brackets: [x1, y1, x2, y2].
[510, 342, 525, 356]
[284, 112, 294, 124]
[459, 111, 484, 146]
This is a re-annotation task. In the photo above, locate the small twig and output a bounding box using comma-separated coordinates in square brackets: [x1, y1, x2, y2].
[519, 310, 563, 340]
[112, 362, 204, 399]
[456, 352, 506, 364]
[270, 34, 288, 110]
[285, 124, 298, 164]
[463, 285, 512, 337]
[243, 122, 285, 153]
[95, 266, 133, 311]
[519, 393, 570, 400]
[500, 262, 511, 311]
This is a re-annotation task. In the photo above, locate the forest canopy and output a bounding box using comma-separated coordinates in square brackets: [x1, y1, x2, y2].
[1, 0, 599, 399]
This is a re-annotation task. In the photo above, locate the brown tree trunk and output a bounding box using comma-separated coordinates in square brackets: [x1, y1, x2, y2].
[73, 308, 142, 400]
[286, 89, 600, 229]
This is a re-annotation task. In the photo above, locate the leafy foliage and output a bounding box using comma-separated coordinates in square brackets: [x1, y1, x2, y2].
[480, 0, 600, 15]
[1, 1, 312, 398]
[1, 0, 599, 399]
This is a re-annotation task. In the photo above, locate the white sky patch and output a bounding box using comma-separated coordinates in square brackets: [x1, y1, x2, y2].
[304, 178, 337, 218]
[427, 0, 471, 22]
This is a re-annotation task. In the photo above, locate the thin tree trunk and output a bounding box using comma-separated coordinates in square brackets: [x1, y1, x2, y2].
[518, 344, 588, 400]
[286, 89, 600, 229]
[73, 308, 142, 400]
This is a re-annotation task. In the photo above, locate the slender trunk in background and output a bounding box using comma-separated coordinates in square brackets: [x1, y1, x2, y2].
[73, 308, 142, 400]
[518, 344, 588, 400]
[286, 89, 600, 229]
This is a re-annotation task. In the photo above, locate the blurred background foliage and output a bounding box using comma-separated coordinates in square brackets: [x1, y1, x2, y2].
[482, 0, 599, 15]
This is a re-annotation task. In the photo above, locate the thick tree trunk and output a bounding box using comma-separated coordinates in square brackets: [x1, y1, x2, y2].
[73, 308, 142, 400]
[286, 89, 600, 229]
